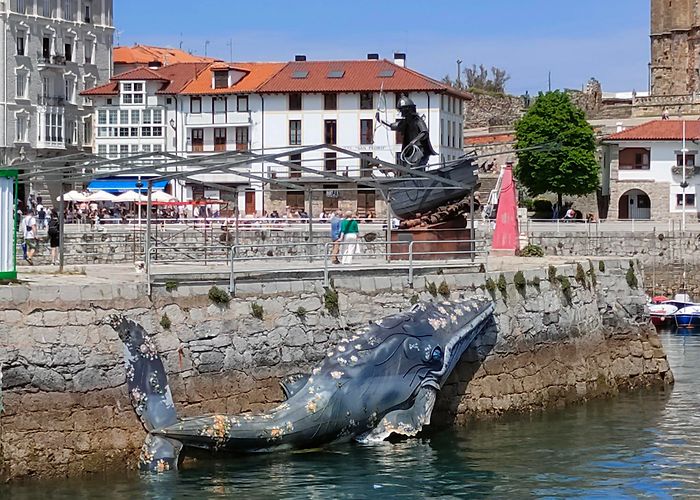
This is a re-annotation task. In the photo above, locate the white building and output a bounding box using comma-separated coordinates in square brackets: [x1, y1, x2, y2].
[0, 0, 114, 204]
[83, 53, 469, 216]
[603, 120, 700, 220]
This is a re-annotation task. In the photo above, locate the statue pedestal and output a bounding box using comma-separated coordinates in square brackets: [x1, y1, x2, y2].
[390, 216, 474, 261]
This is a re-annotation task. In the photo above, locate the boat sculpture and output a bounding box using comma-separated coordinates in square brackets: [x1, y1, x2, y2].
[107, 298, 495, 472]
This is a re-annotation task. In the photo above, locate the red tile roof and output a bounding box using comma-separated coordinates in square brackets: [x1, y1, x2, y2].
[258, 60, 471, 98]
[112, 66, 167, 81]
[82, 81, 118, 96]
[114, 45, 216, 65]
[605, 120, 700, 141]
[179, 62, 287, 95]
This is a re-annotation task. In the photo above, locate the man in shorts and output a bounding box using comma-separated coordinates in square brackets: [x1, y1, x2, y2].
[22, 209, 38, 265]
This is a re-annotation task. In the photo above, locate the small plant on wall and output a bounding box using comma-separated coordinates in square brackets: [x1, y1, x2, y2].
[324, 288, 340, 317]
[208, 286, 231, 305]
[426, 281, 438, 298]
[438, 280, 450, 298]
[497, 273, 508, 299]
[251, 302, 264, 320]
[160, 313, 171, 330]
[626, 261, 638, 289]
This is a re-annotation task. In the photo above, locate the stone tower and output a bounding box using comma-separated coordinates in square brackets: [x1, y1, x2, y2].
[650, 0, 700, 95]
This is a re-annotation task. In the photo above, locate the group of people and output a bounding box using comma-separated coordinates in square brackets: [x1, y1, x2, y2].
[20, 208, 61, 265]
[329, 211, 361, 264]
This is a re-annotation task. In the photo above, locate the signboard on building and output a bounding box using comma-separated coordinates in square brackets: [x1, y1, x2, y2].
[0, 170, 18, 280]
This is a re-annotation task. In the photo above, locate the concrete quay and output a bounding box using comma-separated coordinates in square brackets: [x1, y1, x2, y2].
[0, 256, 672, 481]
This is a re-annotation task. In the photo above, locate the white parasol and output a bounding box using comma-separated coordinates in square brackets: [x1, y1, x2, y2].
[149, 191, 177, 203]
[57, 190, 88, 202]
[87, 190, 118, 202]
[114, 191, 147, 202]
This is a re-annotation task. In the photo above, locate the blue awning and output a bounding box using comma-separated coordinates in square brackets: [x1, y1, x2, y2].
[87, 178, 168, 193]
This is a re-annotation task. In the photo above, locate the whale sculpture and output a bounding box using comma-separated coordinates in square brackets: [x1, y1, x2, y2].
[108, 297, 495, 472]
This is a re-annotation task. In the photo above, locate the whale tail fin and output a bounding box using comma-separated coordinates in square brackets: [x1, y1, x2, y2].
[107, 315, 182, 472]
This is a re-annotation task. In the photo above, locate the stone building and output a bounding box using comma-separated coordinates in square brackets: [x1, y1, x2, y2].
[601, 119, 700, 221]
[0, 0, 114, 204]
[650, 0, 700, 96]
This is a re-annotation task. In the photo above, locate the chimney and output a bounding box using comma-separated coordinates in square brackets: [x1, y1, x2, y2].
[393, 52, 406, 67]
[294, 55, 307, 62]
[367, 53, 379, 60]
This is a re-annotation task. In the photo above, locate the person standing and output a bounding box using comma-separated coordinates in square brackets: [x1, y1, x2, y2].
[340, 211, 360, 264]
[47, 209, 61, 265]
[330, 211, 342, 264]
[22, 209, 38, 265]
[37, 205, 47, 230]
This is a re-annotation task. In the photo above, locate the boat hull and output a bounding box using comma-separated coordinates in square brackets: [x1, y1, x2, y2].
[382, 157, 478, 219]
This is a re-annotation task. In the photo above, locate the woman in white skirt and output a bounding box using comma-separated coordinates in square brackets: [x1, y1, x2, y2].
[340, 211, 360, 264]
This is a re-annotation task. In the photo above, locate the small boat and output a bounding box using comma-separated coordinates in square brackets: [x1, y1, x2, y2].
[381, 156, 478, 219]
[649, 303, 679, 326]
[675, 305, 700, 328]
[661, 293, 694, 310]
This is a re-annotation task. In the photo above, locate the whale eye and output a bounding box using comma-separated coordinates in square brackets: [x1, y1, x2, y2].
[431, 346, 443, 364]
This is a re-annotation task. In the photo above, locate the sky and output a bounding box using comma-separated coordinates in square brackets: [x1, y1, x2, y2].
[115, 0, 650, 96]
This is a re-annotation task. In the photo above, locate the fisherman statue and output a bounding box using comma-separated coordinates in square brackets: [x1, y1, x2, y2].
[376, 96, 437, 168]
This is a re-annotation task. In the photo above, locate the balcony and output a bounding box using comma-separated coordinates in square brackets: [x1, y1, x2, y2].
[186, 142, 249, 154]
[37, 51, 66, 67]
[184, 112, 252, 127]
[37, 94, 65, 107]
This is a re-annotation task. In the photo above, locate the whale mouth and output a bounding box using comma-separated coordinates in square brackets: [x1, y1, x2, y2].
[428, 301, 495, 387]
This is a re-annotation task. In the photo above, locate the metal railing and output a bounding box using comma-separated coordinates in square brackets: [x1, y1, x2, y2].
[523, 218, 688, 235]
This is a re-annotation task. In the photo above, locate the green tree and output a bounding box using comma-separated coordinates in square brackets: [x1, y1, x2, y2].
[514, 90, 599, 207]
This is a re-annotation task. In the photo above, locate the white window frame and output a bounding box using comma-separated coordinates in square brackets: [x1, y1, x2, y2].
[64, 74, 76, 104]
[15, 112, 29, 143]
[15, 68, 29, 99]
[121, 82, 145, 105]
[16, 30, 27, 56]
[84, 36, 95, 64]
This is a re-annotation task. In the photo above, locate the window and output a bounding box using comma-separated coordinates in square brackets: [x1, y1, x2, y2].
[324, 120, 337, 144]
[677, 154, 696, 167]
[290, 153, 302, 178]
[15, 115, 28, 142]
[84, 39, 94, 64]
[360, 93, 373, 110]
[324, 93, 337, 110]
[152, 127, 163, 137]
[119, 127, 129, 137]
[152, 109, 162, 124]
[191, 128, 203, 151]
[142, 145, 151, 153]
[357, 189, 376, 217]
[153, 144, 162, 153]
[84, 3, 91, 22]
[64, 41, 73, 62]
[324, 152, 337, 172]
[83, 117, 92, 144]
[16, 33, 25, 56]
[191, 97, 202, 113]
[130, 127, 138, 137]
[286, 190, 305, 211]
[16, 0, 25, 13]
[108, 109, 117, 124]
[97, 109, 107, 125]
[120, 144, 128, 157]
[141, 127, 151, 137]
[98, 144, 107, 156]
[214, 128, 227, 151]
[83, 76, 95, 104]
[43, 0, 51, 17]
[130, 144, 139, 154]
[360, 119, 373, 144]
[62, 0, 74, 21]
[323, 184, 339, 211]
[237, 95, 249, 112]
[677, 194, 696, 207]
[289, 93, 302, 111]
[142, 109, 151, 124]
[15, 72, 27, 98]
[213, 71, 228, 89]
[108, 144, 117, 158]
[235, 127, 248, 151]
[121, 82, 144, 104]
[289, 120, 301, 145]
[131, 110, 140, 124]
[42, 37, 51, 59]
[360, 152, 373, 177]
[120, 110, 129, 124]
[67, 121, 77, 145]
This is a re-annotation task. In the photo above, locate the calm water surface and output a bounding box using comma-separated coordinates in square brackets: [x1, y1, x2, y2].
[4, 329, 700, 499]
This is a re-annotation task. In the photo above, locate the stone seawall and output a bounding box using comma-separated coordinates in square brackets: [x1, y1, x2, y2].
[528, 231, 700, 296]
[0, 257, 672, 481]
